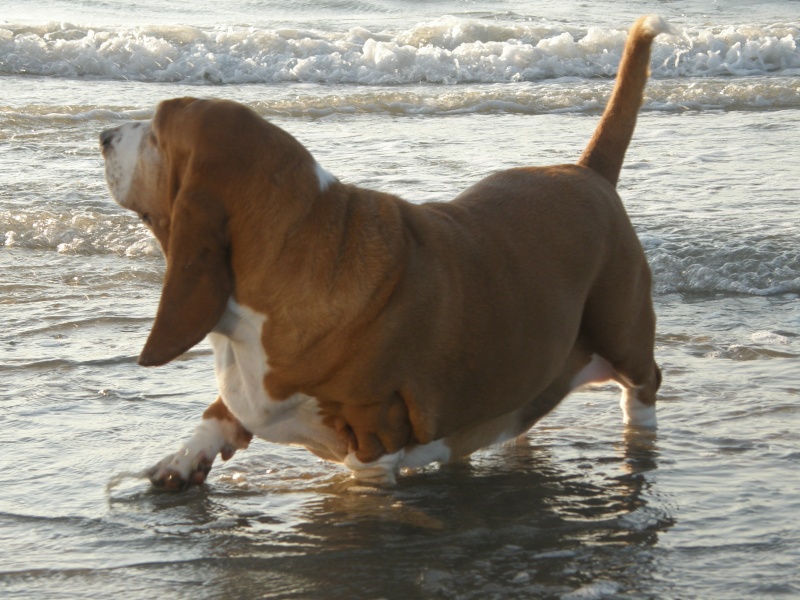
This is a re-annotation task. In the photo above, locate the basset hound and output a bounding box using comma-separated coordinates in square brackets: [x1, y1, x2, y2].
[100, 16, 670, 489]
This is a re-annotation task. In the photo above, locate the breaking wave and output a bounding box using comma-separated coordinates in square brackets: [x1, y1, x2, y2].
[1, 18, 798, 86]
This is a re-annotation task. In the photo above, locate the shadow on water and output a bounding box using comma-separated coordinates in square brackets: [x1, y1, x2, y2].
[97, 427, 675, 599]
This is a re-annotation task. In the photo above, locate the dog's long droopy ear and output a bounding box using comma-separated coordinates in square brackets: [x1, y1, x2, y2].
[138, 187, 233, 366]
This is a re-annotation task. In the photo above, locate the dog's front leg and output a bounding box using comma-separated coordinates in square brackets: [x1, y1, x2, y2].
[148, 396, 253, 491]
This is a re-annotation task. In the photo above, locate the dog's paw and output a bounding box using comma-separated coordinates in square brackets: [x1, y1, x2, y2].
[146, 419, 235, 491]
[146, 450, 216, 491]
[621, 388, 658, 429]
[344, 450, 403, 486]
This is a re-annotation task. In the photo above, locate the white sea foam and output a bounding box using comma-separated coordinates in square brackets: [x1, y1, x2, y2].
[1, 19, 798, 85]
[561, 580, 621, 600]
[646, 236, 800, 297]
[1, 208, 160, 258]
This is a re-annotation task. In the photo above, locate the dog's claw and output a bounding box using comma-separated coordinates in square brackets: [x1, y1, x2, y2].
[147, 452, 215, 491]
[148, 467, 190, 491]
[220, 444, 237, 461]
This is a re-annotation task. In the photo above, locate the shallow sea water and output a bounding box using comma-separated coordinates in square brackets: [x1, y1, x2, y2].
[2, 0, 799, 598]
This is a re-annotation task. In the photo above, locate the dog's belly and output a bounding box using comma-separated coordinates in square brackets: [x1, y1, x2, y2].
[209, 299, 346, 461]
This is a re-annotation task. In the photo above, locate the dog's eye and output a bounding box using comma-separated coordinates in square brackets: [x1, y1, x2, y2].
[140, 213, 151, 225]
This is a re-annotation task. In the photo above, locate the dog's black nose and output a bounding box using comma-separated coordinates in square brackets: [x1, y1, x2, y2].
[99, 128, 115, 150]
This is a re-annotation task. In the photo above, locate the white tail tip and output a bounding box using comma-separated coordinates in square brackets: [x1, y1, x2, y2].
[640, 15, 678, 38]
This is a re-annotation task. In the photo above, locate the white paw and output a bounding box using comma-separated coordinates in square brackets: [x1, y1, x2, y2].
[621, 389, 658, 429]
[344, 451, 403, 486]
[147, 419, 232, 491]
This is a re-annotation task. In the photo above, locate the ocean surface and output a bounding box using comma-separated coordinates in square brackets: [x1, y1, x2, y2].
[1, 0, 799, 598]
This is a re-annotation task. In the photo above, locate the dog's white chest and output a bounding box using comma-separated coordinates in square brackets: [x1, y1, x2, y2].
[208, 299, 345, 457]
[208, 300, 272, 427]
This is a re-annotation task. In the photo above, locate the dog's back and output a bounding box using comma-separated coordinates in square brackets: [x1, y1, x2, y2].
[364, 17, 671, 451]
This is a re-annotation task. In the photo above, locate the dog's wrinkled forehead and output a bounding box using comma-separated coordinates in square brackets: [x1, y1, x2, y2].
[99, 120, 152, 207]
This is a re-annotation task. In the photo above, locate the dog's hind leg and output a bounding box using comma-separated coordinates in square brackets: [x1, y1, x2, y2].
[599, 343, 660, 429]
[569, 349, 660, 428]
[580, 263, 661, 429]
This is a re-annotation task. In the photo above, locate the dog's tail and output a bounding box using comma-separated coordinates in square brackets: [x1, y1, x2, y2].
[578, 15, 673, 187]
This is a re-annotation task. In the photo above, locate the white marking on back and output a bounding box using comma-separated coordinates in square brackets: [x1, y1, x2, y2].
[314, 161, 337, 192]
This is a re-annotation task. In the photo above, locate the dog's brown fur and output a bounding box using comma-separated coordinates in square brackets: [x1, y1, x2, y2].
[102, 16, 666, 480]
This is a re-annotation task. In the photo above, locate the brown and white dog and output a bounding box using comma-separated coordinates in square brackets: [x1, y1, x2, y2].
[100, 16, 670, 489]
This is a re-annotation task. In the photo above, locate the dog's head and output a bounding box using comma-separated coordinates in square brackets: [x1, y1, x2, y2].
[100, 97, 325, 367]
